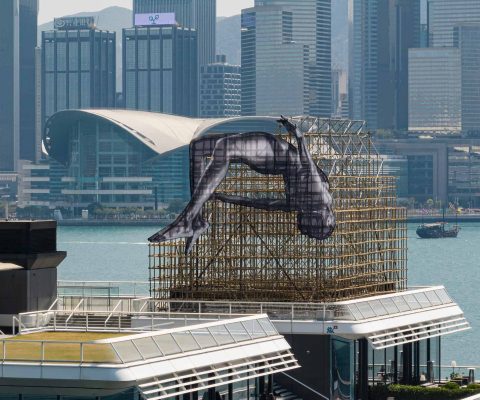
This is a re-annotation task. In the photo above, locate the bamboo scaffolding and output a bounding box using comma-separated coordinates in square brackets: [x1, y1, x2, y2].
[149, 118, 407, 303]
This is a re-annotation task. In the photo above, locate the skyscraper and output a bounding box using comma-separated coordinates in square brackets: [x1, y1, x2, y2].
[200, 55, 241, 118]
[350, 0, 421, 131]
[409, 25, 480, 134]
[133, 0, 215, 66]
[123, 26, 198, 117]
[255, 0, 332, 117]
[19, 0, 38, 163]
[428, 0, 480, 47]
[408, 48, 462, 133]
[0, 1, 20, 172]
[41, 17, 116, 126]
[241, 5, 308, 116]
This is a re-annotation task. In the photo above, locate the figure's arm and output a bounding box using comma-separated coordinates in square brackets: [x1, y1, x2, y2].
[278, 116, 316, 170]
[214, 193, 291, 212]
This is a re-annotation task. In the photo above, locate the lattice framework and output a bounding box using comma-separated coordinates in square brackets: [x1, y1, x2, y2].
[149, 118, 407, 302]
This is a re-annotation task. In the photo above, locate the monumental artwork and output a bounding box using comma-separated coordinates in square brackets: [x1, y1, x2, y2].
[149, 116, 336, 253]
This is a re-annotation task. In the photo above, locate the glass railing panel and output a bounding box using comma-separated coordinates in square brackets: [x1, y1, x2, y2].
[112, 341, 143, 363]
[208, 324, 235, 346]
[134, 337, 163, 359]
[435, 289, 452, 304]
[171, 331, 201, 352]
[347, 304, 362, 320]
[43, 341, 81, 362]
[258, 318, 278, 336]
[332, 305, 355, 320]
[230, 303, 262, 315]
[83, 343, 121, 363]
[226, 321, 251, 342]
[4, 341, 42, 362]
[392, 296, 411, 312]
[404, 294, 421, 310]
[414, 292, 431, 308]
[261, 304, 293, 320]
[153, 334, 182, 356]
[241, 319, 267, 339]
[368, 300, 388, 317]
[424, 290, 443, 307]
[190, 328, 217, 349]
[381, 297, 400, 315]
[355, 302, 376, 319]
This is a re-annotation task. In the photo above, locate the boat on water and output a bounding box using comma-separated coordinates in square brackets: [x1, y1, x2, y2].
[416, 222, 460, 239]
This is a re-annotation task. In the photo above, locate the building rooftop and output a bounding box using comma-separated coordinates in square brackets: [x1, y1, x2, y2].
[45, 109, 281, 164]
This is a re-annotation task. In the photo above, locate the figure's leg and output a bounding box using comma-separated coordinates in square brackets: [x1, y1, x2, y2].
[149, 139, 232, 244]
[149, 134, 292, 250]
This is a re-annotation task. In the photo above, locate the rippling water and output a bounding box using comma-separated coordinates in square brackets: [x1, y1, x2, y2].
[57, 223, 480, 366]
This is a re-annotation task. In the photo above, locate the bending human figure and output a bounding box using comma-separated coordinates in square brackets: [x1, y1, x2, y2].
[149, 116, 336, 253]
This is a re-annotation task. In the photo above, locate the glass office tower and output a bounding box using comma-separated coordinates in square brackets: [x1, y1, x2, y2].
[350, 0, 420, 131]
[241, 5, 308, 116]
[408, 48, 462, 133]
[255, 0, 331, 117]
[409, 25, 480, 135]
[0, 1, 20, 172]
[428, 0, 480, 47]
[41, 20, 116, 127]
[133, 0, 215, 66]
[123, 26, 198, 117]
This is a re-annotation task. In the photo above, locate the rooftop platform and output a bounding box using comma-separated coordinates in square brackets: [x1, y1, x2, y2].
[0, 311, 298, 398]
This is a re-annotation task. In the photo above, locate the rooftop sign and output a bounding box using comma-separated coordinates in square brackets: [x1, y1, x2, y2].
[134, 13, 176, 26]
[54, 17, 95, 30]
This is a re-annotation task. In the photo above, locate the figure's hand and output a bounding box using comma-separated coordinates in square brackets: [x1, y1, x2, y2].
[278, 116, 303, 138]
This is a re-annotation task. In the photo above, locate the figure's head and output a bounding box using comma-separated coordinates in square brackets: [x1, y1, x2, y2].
[297, 207, 336, 241]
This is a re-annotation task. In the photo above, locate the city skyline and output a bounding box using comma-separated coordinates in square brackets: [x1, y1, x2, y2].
[38, 0, 253, 24]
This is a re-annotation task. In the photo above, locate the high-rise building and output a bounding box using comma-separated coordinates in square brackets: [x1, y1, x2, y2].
[332, 69, 348, 118]
[41, 17, 116, 126]
[132, 0, 215, 66]
[350, 0, 421, 131]
[200, 55, 241, 118]
[408, 48, 462, 133]
[409, 25, 480, 135]
[19, 0, 38, 163]
[255, 0, 332, 117]
[123, 26, 198, 117]
[241, 5, 308, 117]
[0, 1, 20, 172]
[428, 0, 480, 47]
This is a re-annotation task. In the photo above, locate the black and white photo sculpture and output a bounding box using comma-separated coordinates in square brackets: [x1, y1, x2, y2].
[149, 116, 336, 253]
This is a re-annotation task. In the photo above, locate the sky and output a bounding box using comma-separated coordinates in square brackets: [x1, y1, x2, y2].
[38, 0, 254, 24]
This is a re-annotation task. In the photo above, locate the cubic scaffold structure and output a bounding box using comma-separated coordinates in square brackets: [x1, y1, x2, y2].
[149, 117, 407, 302]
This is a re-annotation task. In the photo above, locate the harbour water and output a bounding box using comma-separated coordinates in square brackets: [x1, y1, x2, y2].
[57, 223, 480, 367]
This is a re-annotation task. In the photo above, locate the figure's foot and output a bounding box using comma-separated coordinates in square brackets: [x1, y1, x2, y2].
[148, 215, 210, 254]
[184, 218, 210, 254]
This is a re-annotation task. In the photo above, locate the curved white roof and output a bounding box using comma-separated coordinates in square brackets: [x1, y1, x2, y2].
[45, 109, 279, 163]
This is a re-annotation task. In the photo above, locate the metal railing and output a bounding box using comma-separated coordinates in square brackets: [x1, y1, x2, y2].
[3, 314, 280, 365]
[57, 280, 149, 297]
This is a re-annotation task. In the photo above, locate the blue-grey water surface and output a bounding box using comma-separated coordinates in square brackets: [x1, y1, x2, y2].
[57, 223, 480, 366]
